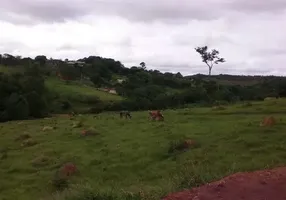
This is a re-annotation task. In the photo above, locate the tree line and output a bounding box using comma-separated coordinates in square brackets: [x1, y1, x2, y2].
[1, 51, 286, 121]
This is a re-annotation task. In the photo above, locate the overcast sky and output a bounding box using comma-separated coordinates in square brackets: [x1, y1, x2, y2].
[0, 0, 285, 75]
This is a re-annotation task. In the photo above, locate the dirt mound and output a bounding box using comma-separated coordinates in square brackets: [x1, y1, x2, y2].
[260, 116, 276, 127]
[162, 167, 286, 200]
[80, 128, 99, 137]
[59, 163, 78, 177]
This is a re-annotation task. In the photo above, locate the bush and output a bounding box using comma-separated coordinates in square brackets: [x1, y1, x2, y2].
[0, 69, 48, 122]
[61, 100, 72, 110]
[25, 91, 47, 117]
[4, 93, 30, 121]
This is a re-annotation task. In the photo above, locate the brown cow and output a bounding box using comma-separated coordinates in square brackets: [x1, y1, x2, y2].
[149, 110, 164, 121]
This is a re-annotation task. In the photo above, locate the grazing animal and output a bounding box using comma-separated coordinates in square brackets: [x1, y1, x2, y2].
[149, 110, 164, 121]
[68, 111, 76, 119]
[120, 111, 132, 119]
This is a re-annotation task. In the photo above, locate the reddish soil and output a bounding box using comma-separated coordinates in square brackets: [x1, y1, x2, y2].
[163, 167, 286, 200]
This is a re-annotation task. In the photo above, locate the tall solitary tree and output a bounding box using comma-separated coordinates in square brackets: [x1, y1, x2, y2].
[195, 46, 225, 76]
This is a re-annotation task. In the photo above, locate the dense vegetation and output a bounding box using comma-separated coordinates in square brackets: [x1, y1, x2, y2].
[1, 53, 286, 122]
[0, 65, 48, 122]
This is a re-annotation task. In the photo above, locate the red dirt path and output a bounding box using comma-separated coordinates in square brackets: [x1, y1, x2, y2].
[162, 167, 286, 200]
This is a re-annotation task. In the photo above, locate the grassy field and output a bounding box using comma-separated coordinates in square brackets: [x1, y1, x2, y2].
[0, 65, 24, 73]
[1, 99, 286, 200]
[46, 78, 123, 102]
[0, 65, 123, 103]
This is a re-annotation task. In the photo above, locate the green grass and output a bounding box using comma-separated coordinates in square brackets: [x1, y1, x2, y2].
[1, 99, 286, 200]
[0, 65, 24, 74]
[46, 78, 123, 102]
[0, 65, 123, 103]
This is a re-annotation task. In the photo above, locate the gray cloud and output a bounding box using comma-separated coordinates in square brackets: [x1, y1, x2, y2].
[227, 0, 286, 13]
[0, 0, 228, 23]
[2, 0, 286, 24]
[1, 0, 286, 24]
[0, 0, 87, 23]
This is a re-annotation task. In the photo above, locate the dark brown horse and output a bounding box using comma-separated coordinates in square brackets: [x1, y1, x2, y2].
[120, 111, 132, 119]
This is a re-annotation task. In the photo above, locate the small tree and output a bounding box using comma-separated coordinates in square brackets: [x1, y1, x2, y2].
[139, 62, 146, 70]
[195, 46, 225, 76]
[35, 55, 47, 66]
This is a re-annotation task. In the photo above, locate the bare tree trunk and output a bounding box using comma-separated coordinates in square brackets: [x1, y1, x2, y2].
[208, 67, 212, 76]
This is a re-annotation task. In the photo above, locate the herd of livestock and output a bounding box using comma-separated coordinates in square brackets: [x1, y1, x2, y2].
[69, 110, 164, 121]
[119, 110, 164, 121]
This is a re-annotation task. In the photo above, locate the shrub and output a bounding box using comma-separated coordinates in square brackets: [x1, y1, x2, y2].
[61, 101, 72, 110]
[25, 91, 48, 117]
[5, 93, 30, 120]
[0, 71, 48, 122]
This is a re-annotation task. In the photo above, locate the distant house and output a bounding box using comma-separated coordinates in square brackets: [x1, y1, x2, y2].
[66, 61, 85, 67]
[109, 89, 117, 94]
[117, 79, 124, 84]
